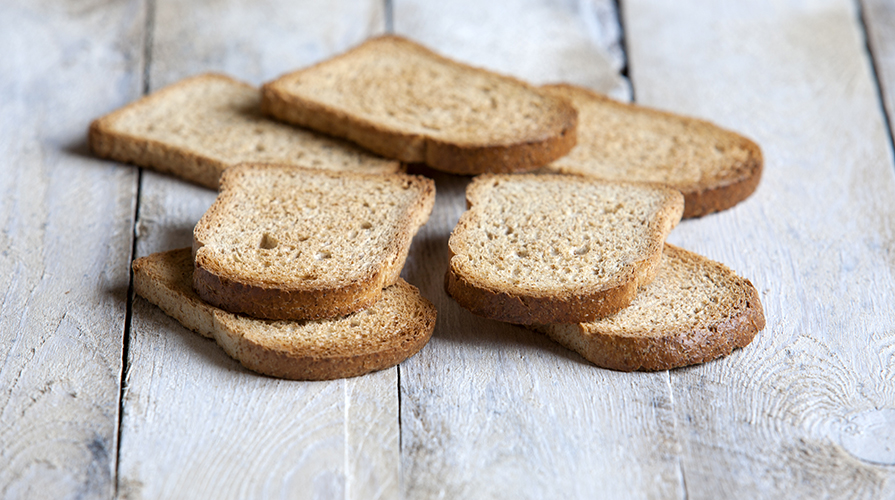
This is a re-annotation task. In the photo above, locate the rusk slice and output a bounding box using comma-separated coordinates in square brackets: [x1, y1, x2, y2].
[89, 73, 400, 189]
[541, 84, 762, 218]
[134, 248, 436, 380]
[193, 164, 435, 320]
[536, 245, 765, 371]
[446, 174, 684, 324]
[262, 35, 577, 175]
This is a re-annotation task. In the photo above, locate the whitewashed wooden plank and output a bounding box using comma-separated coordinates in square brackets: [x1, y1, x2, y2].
[394, 0, 630, 99]
[115, 1, 400, 498]
[393, 3, 683, 496]
[0, 1, 144, 498]
[624, 0, 895, 497]
[862, 0, 895, 149]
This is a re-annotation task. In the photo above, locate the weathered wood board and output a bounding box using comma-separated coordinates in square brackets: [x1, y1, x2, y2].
[0, 1, 143, 498]
[114, 1, 400, 498]
[624, 0, 895, 497]
[862, 0, 895, 148]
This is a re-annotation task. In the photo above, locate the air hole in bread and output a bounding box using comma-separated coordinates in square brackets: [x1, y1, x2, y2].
[573, 244, 590, 256]
[349, 320, 360, 327]
[516, 250, 529, 258]
[315, 251, 332, 260]
[259, 233, 278, 250]
[361, 221, 372, 230]
[255, 143, 266, 152]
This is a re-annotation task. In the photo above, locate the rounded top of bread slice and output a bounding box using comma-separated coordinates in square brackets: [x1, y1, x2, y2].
[89, 73, 400, 189]
[193, 163, 435, 320]
[133, 248, 436, 380]
[446, 174, 684, 324]
[538, 244, 765, 371]
[541, 84, 762, 218]
[262, 35, 577, 174]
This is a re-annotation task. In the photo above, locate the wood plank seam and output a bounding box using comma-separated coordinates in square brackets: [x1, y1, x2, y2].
[858, 0, 895, 169]
[114, 0, 156, 496]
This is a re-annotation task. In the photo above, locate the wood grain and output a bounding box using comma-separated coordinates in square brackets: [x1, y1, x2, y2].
[624, 0, 895, 497]
[393, 3, 685, 495]
[115, 1, 399, 498]
[0, 1, 144, 498]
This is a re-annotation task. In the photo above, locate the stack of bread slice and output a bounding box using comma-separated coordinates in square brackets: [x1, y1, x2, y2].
[132, 164, 437, 380]
[445, 174, 765, 371]
[93, 33, 766, 376]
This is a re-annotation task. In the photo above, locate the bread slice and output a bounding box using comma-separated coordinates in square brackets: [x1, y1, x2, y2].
[262, 35, 578, 175]
[540, 84, 763, 218]
[535, 244, 765, 371]
[133, 248, 436, 380]
[446, 174, 684, 324]
[89, 73, 401, 189]
[193, 164, 435, 320]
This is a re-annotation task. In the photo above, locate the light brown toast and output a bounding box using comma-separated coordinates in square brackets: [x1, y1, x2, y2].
[535, 244, 765, 371]
[89, 73, 401, 189]
[133, 248, 436, 380]
[541, 84, 763, 218]
[192, 164, 435, 321]
[262, 35, 578, 175]
[446, 174, 684, 324]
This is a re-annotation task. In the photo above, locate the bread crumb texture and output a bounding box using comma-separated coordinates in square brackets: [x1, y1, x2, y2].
[98, 73, 398, 180]
[195, 165, 432, 290]
[270, 37, 571, 145]
[451, 174, 681, 295]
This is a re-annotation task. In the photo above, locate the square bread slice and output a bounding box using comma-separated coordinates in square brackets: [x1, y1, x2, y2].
[89, 73, 401, 189]
[193, 164, 435, 321]
[134, 248, 436, 380]
[541, 84, 763, 218]
[262, 35, 578, 175]
[534, 244, 765, 371]
[446, 174, 684, 324]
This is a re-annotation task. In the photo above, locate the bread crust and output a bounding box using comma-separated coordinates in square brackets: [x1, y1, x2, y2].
[445, 175, 684, 324]
[535, 245, 765, 371]
[262, 35, 578, 175]
[541, 84, 763, 218]
[193, 164, 435, 320]
[134, 248, 436, 380]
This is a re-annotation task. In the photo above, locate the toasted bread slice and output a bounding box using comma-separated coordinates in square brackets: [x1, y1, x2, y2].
[446, 174, 684, 324]
[89, 73, 401, 189]
[535, 244, 765, 371]
[133, 248, 436, 380]
[262, 35, 578, 175]
[541, 84, 762, 218]
[193, 164, 435, 320]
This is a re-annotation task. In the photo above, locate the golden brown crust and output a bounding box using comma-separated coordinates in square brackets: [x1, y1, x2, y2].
[262, 35, 578, 175]
[536, 245, 766, 371]
[445, 175, 684, 325]
[134, 249, 436, 380]
[193, 164, 435, 320]
[541, 83, 763, 218]
[217, 282, 437, 380]
[445, 265, 638, 324]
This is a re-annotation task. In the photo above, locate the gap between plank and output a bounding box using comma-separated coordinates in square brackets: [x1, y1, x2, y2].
[858, 0, 895, 168]
[612, 0, 634, 101]
[384, 0, 394, 34]
[114, 0, 155, 496]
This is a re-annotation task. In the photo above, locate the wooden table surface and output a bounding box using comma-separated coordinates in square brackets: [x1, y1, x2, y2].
[3, 0, 895, 498]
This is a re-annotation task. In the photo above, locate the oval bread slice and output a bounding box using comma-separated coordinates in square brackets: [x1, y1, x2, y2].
[535, 244, 765, 371]
[89, 73, 401, 189]
[133, 248, 436, 380]
[193, 164, 435, 320]
[262, 35, 578, 175]
[541, 84, 763, 218]
[446, 174, 684, 324]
